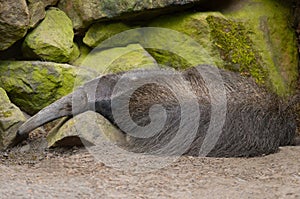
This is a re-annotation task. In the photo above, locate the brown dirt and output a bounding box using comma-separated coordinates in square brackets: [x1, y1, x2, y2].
[0, 135, 300, 199]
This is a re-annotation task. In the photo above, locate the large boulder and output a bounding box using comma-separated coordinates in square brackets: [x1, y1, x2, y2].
[222, 0, 298, 96]
[0, 61, 95, 115]
[58, 0, 206, 31]
[47, 111, 126, 148]
[0, 0, 29, 51]
[22, 7, 77, 63]
[148, 0, 298, 96]
[0, 88, 26, 150]
[149, 12, 267, 78]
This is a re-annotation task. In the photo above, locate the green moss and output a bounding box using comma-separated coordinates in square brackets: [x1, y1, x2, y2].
[30, 67, 61, 111]
[148, 12, 225, 69]
[107, 49, 156, 73]
[0, 88, 10, 104]
[223, 0, 298, 96]
[83, 22, 130, 48]
[146, 49, 193, 70]
[83, 44, 157, 74]
[30, 64, 76, 111]
[206, 16, 267, 84]
[0, 110, 12, 118]
[58, 67, 76, 96]
[0, 61, 94, 115]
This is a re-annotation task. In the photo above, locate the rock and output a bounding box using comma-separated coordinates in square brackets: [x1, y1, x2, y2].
[0, 61, 96, 115]
[82, 43, 157, 74]
[0, 0, 29, 50]
[149, 12, 225, 70]
[83, 22, 131, 48]
[0, 88, 26, 150]
[28, 2, 46, 28]
[47, 111, 126, 148]
[223, 0, 298, 96]
[58, 0, 206, 30]
[27, 0, 59, 28]
[149, 12, 266, 74]
[148, 0, 298, 96]
[22, 7, 75, 63]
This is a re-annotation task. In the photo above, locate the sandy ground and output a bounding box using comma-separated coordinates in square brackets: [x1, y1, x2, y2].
[0, 136, 300, 199]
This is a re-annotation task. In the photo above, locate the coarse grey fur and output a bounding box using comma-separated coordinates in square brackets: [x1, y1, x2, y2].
[16, 66, 297, 157]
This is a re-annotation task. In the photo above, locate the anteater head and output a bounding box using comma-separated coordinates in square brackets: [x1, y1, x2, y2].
[15, 73, 122, 142]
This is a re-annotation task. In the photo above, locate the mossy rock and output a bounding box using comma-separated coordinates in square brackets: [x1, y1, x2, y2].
[83, 22, 131, 48]
[206, 15, 267, 84]
[47, 111, 126, 148]
[222, 0, 298, 96]
[0, 0, 29, 51]
[148, 12, 227, 70]
[148, 1, 298, 96]
[0, 61, 95, 115]
[27, 0, 59, 28]
[22, 7, 75, 63]
[149, 11, 267, 77]
[82, 44, 158, 74]
[58, 0, 208, 30]
[28, 1, 46, 28]
[0, 88, 26, 150]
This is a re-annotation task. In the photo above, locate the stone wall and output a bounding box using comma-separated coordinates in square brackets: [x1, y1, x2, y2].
[0, 0, 299, 149]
